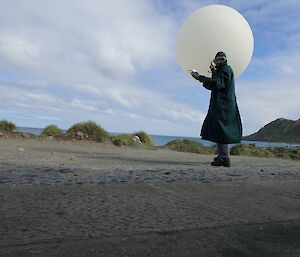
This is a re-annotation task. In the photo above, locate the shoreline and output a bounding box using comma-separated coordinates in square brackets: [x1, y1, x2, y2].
[15, 126, 300, 147]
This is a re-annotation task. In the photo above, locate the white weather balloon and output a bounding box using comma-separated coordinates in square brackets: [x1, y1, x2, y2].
[176, 5, 254, 78]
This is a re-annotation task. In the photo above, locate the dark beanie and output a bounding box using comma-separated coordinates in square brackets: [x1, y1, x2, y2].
[215, 51, 226, 58]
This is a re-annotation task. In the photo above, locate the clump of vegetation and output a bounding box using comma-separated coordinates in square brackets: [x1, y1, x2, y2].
[269, 147, 300, 160]
[112, 138, 124, 147]
[230, 143, 300, 160]
[67, 121, 110, 142]
[164, 139, 216, 155]
[133, 131, 154, 146]
[0, 120, 16, 132]
[111, 132, 155, 148]
[230, 143, 274, 158]
[40, 124, 62, 137]
[111, 134, 133, 146]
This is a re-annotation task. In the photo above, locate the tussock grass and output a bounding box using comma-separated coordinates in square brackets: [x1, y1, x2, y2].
[230, 143, 274, 158]
[134, 131, 154, 146]
[0, 120, 16, 132]
[164, 139, 217, 155]
[268, 146, 300, 160]
[230, 143, 300, 160]
[40, 124, 63, 137]
[111, 131, 155, 147]
[67, 121, 110, 142]
[111, 134, 133, 146]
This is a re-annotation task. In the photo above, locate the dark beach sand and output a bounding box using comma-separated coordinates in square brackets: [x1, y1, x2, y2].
[0, 138, 299, 257]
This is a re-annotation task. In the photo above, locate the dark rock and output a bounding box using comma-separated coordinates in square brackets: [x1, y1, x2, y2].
[58, 168, 73, 173]
[226, 173, 242, 177]
[43, 168, 54, 172]
[29, 249, 42, 254]
[21, 133, 31, 139]
[200, 178, 210, 183]
[40, 180, 49, 185]
[0, 179, 11, 184]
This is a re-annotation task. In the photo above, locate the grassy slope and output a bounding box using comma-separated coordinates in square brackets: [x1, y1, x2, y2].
[243, 118, 300, 143]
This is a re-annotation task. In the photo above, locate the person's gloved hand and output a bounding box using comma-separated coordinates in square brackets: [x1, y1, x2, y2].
[210, 61, 216, 73]
[190, 70, 206, 82]
[190, 70, 199, 79]
[197, 75, 206, 82]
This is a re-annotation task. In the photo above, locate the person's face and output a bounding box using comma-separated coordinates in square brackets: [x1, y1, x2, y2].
[213, 57, 226, 67]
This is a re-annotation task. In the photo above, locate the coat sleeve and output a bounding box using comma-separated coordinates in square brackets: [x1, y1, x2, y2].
[202, 69, 231, 91]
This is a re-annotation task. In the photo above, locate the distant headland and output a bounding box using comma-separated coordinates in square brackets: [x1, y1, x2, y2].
[243, 118, 300, 143]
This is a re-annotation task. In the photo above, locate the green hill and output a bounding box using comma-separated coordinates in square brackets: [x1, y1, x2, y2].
[243, 118, 300, 143]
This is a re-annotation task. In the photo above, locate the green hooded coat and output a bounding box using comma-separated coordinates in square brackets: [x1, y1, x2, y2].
[200, 63, 242, 144]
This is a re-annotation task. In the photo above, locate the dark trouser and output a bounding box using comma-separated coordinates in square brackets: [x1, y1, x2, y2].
[217, 143, 229, 159]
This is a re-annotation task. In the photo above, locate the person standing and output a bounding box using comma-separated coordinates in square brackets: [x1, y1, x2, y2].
[191, 51, 242, 167]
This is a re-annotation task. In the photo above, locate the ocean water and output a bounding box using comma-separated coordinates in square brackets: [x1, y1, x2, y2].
[16, 127, 300, 148]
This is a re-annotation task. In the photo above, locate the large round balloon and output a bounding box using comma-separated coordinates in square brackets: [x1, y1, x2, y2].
[176, 5, 254, 78]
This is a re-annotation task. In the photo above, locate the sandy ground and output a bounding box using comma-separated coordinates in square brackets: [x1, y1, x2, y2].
[0, 138, 299, 257]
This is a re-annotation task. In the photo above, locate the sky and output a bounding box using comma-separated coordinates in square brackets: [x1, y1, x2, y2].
[0, 0, 299, 137]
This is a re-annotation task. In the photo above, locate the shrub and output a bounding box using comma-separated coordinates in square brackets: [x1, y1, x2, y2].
[164, 139, 216, 154]
[0, 120, 16, 132]
[111, 134, 133, 146]
[113, 139, 125, 147]
[269, 147, 300, 160]
[111, 132, 156, 148]
[230, 143, 274, 158]
[67, 121, 110, 142]
[41, 124, 62, 136]
[134, 131, 154, 146]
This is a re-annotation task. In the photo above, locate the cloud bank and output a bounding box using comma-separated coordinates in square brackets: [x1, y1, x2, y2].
[0, 0, 299, 136]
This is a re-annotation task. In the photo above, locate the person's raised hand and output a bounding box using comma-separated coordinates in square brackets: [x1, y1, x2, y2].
[197, 75, 206, 82]
[190, 70, 200, 79]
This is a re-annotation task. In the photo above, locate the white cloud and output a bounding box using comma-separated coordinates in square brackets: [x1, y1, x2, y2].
[93, 42, 135, 77]
[75, 83, 138, 108]
[248, 51, 300, 79]
[70, 99, 97, 112]
[0, 79, 206, 136]
[0, 0, 175, 81]
[237, 77, 300, 135]
[279, 63, 296, 75]
[237, 47, 300, 135]
[75, 81, 206, 123]
[0, 36, 40, 70]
